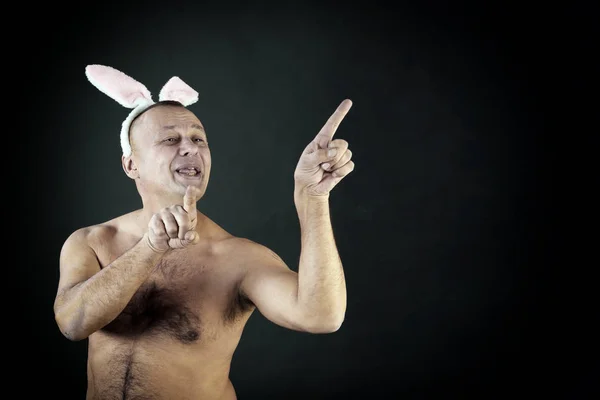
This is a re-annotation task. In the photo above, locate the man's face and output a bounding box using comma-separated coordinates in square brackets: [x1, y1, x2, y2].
[125, 104, 211, 198]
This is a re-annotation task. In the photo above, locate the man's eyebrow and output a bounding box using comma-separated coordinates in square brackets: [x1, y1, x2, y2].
[161, 124, 206, 134]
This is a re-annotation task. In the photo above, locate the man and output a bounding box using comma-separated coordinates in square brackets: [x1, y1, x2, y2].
[54, 65, 355, 399]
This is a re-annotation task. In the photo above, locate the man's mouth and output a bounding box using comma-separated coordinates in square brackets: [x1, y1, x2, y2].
[176, 167, 201, 177]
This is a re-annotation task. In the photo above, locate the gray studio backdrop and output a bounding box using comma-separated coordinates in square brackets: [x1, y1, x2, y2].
[23, 2, 551, 399]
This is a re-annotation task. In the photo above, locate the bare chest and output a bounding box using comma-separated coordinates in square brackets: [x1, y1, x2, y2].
[99, 244, 254, 344]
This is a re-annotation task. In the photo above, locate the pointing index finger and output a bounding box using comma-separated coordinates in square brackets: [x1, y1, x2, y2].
[314, 99, 352, 148]
[183, 186, 198, 221]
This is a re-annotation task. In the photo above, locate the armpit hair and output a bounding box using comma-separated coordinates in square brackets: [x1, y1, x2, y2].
[224, 281, 255, 325]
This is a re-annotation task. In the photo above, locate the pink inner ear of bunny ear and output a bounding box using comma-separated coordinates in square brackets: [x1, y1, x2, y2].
[158, 76, 199, 106]
[85, 64, 153, 108]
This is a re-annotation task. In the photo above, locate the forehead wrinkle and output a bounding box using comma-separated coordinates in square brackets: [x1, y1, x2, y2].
[131, 107, 206, 148]
[161, 123, 207, 139]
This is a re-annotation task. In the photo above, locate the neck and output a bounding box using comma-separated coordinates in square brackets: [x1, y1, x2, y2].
[133, 189, 206, 234]
[142, 190, 188, 212]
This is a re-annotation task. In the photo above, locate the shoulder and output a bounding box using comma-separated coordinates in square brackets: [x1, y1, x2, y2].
[61, 221, 120, 251]
[221, 236, 288, 269]
[226, 236, 279, 256]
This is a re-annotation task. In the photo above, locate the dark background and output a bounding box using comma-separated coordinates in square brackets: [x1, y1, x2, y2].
[12, 0, 595, 399]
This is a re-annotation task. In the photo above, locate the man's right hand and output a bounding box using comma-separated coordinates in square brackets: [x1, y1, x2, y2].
[145, 186, 200, 253]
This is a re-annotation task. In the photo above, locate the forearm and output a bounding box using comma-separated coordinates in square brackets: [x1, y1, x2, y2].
[295, 191, 347, 329]
[55, 234, 165, 340]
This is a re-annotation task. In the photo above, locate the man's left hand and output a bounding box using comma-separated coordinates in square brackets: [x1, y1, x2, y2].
[293, 99, 355, 198]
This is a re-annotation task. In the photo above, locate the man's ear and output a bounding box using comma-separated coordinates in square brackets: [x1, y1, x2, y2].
[122, 154, 139, 179]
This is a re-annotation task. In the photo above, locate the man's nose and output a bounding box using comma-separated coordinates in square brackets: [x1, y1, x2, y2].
[179, 138, 199, 156]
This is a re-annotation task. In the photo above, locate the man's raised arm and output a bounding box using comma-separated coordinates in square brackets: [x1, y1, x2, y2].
[240, 99, 355, 333]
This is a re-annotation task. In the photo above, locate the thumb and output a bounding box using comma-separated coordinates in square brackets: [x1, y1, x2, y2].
[167, 231, 198, 249]
[168, 237, 186, 249]
[184, 230, 199, 244]
[311, 147, 337, 166]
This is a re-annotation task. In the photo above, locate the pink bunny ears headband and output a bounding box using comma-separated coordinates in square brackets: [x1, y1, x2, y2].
[85, 64, 199, 157]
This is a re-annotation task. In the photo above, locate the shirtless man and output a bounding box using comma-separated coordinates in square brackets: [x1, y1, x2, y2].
[53, 65, 355, 399]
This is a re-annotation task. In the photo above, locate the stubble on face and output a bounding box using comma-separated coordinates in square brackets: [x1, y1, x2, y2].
[128, 105, 211, 197]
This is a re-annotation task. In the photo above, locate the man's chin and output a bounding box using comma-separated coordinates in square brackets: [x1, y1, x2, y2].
[175, 172, 203, 183]
[175, 181, 205, 196]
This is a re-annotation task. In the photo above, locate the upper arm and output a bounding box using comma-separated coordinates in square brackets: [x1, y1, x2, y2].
[54, 228, 101, 308]
[238, 240, 307, 331]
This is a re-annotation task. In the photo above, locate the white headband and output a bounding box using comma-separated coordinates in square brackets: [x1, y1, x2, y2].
[85, 64, 199, 156]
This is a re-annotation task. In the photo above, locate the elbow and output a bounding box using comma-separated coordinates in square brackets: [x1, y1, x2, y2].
[55, 316, 88, 342]
[62, 331, 89, 342]
[313, 322, 343, 334]
[304, 312, 346, 334]
[62, 328, 90, 342]
[54, 307, 90, 342]
[295, 294, 347, 333]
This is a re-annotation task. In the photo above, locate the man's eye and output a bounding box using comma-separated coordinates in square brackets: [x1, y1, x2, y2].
[165, 138, 177, 142]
